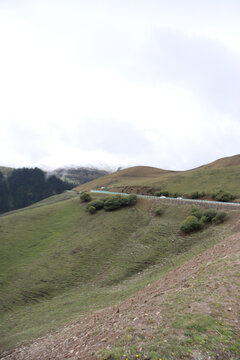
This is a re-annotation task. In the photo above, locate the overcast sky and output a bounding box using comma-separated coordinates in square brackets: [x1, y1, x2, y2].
[1, 0, 240, 171]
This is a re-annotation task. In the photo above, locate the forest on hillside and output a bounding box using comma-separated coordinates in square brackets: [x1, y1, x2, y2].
[0, 167, 73, 214]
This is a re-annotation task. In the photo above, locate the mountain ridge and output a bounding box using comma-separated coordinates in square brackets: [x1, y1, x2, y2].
[74, 154, 240, 196]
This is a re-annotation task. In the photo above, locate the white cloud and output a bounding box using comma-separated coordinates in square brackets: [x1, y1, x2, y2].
[133, 29, 240, 117]
[0, 1, 239, 171]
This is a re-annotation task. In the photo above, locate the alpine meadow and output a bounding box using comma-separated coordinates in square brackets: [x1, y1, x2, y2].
[0, 155, 240, 360]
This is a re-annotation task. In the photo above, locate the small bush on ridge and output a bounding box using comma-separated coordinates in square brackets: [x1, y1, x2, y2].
[88, 206, 96, 214]
[212, 190, 235, 202]
[200, 215, 208, 224]
[202, 209, 217, 222]
[181, 207, 228, 234]
[190, 191, 206, 199]
[103, 195, 123, 211]
[120, 196, 130, 206]
[180, 216, 203, 234]
[86, 199, 104, 210]
[155, 207, 163, 216]
[147, 188, 153, 194]
[154, 191, 169, 197]
[80, 192, 92, 202]
[191, 205, 203, 220]
[191, 191, 201, 199]
[161, 191, 169, 197]
[212, 212, 227, 224]
[128, 194, 137, 205]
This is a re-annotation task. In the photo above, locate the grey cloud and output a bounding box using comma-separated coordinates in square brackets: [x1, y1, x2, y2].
[87, 28, 134, 70]
[69, 119, 154, 156]
[8, 122, 48, 162]
[133, 29, 240, 117]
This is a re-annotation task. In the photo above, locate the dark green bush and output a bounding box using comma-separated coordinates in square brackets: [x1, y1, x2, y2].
[154, 191, 169, 197]
[128, 194, 137, 205]
[180, 215, 203, 234]
[120, 196, 130, 206]
[103, 194, 138, 211]
[191, 206, 203, 220]
[193, 210, 203, 220]
[86, 199, 104, 210]
[190, 191, 206, 199]
[147, 188, 153, 194]
[181, 207, 228, 233]
[161, 191, 169, 197]
[155, 207, 163, 216]
[202, 209, 217, 222]
[103, 195, 122, 211]
[212, 212, 227, 224]
[191, 192, 201, 199]
[88, 206, 96, 214]
[212, 190, 235, 202]
[200, 215, 208, 224]
[84, 194, 139, 213]
[80, 192, 92, 202]
[119, 195, 137, 207]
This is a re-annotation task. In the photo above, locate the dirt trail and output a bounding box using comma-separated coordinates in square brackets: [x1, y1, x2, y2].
[2, 233, 240, 360]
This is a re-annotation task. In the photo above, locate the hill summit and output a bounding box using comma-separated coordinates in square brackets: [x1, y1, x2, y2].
[74, 154, 240, 197]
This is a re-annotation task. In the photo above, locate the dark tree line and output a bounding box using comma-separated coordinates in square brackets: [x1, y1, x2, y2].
[0, 167, 73, 214]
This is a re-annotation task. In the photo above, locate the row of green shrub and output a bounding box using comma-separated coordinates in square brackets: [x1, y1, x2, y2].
[80, 192, 138, 213]
[211, 189, 235, 202]
[189, 191, 206, 199]
[81, 189, 236, 203]
[180, 205, 227, 233]
[188, 189, 235, 201]
[154, 191, 170, 197]
[154, 189, 236, 202]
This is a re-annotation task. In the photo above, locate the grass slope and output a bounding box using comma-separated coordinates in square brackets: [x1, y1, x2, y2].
[0, 192, 239, 355]
[75, 154, 240, 196]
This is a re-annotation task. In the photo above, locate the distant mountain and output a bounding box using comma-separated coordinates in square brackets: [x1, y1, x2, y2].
[74, 154, 240, 197]
[51, 167, 109, 185]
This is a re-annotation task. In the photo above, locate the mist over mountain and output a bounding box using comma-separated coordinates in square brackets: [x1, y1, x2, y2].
[50, 167, 109, 185]
[0, 167, 72, 214]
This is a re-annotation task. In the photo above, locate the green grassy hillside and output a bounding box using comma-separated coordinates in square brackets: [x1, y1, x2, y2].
[0, 192, 239, 354]
[75, 155, 240, 196]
